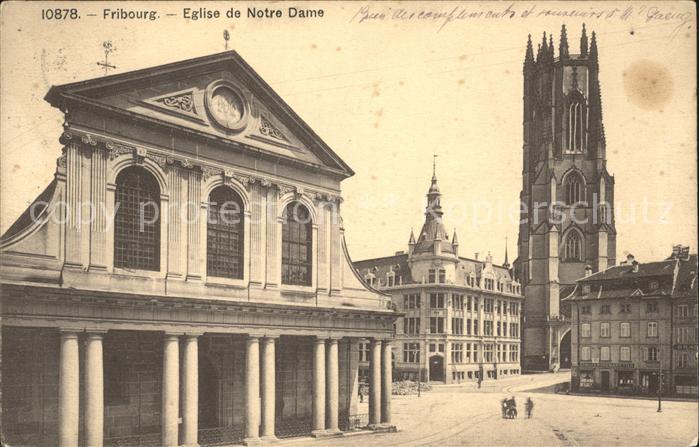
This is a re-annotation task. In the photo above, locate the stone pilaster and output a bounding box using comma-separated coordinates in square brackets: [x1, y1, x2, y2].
[250, 184, 265, 286]
[187, 169, 202, 279]
[89, 148, 108, 268]
[167, 167, 184, 277]
[65, 143, 83, 266]
[265, 188, 278, 287]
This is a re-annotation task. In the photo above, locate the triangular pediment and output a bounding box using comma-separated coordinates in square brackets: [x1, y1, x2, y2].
[45, 51, 353, 177]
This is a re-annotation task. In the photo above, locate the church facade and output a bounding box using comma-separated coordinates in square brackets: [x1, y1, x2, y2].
[354, 170, 523, 384]
[0, 52, 398, 447]
[514, 25, 617, 372]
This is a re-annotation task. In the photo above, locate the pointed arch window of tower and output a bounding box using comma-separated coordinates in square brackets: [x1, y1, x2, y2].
[565, 172, 585, 205]
[564, 231, 583, 261]
[565, 90, 588, 153]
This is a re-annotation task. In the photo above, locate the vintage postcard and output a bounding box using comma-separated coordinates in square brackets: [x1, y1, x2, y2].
[0, 1, 696, 446]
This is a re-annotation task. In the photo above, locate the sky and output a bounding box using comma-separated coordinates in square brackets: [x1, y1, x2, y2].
[1, 1, 696, 266]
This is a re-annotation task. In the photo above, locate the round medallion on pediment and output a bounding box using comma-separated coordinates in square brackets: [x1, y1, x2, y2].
[205, 81, 249, 132]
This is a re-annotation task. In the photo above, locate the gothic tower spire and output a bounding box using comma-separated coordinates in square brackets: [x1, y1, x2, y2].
[524, 34, 535, 71]
[580, 23, 588, 57]
[559, 24, 569, 59]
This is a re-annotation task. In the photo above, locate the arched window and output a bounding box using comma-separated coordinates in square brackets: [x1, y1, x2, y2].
[564, 231, 583, 261]
[565, 172, 584, 205]
[282, 202, 312, 286]
[207, 186, 244, 279]
[114, 166, 161, 271]
[565, 91, 587, 153]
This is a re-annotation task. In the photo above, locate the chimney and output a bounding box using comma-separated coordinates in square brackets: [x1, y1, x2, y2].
[632, 261, 639, 273]
[584, 265, 593, 277]
[626, 254, 635, 264]
[475, 252, 479, 261]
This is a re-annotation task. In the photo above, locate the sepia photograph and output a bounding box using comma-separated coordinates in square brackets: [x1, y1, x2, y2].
[0, 1, 696, 446]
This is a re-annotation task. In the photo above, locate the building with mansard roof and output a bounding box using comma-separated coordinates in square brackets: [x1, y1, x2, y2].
[353, 169, 523, 384]
[514, 25, 617, 372]
[564, 245, 698, 396]
[0, 51, 399, 447]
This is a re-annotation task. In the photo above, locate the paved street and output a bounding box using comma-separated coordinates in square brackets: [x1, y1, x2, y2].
[293, 372, 698, 446]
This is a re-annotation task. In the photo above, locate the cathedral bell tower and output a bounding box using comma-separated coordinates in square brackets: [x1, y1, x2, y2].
[515, 25, 617, 372]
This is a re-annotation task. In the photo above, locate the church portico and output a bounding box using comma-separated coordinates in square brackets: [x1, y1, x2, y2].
[1, 288, 395, 446]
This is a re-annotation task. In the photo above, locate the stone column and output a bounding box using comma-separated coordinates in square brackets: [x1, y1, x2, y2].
[162, 334, 180, 447]
[261, 337, 277, 440]
[59, 330, 80, 447]
[325, 338, 340, 433]
[85, 331, 105, 447]
[381, 340, 393, 424]
[182, 334, 200, 447]
[312, 337, 326, 435]
[368, 339, 382, 426]
[244, 336, 261, 445]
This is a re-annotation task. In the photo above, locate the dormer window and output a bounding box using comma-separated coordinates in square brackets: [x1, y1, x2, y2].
[649, 280, 659, 291]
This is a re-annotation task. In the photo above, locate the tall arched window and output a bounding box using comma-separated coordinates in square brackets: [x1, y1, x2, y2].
[207, 186, 244, 279]
[565, 91, 587, 153]
[114, 166, 161, 271]
[282, 202, 312, 286]
[564, 231, 583, 261]
[565, 172, 584, 205]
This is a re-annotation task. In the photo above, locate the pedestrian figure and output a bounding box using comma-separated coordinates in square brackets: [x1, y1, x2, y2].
[477, 376, 482, 389]
[525, 397, 534, 419]
[500, 398, 508, 418]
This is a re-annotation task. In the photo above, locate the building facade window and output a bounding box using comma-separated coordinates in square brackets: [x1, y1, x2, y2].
[430, 293, 446, 308]
[452, 294, 464, 310]
[484, 321, 493, 336]
[677, 352, 689, 368]
[600, 322, 610, 338]
[600, 304, 611, 314]
[403, 343, 420, 363]
[620, 303, 631, 313]
[405, 317, 420, 335]
[451, 343, 463, 363]
[646, 302, 659, 313]
[644, 346, 659, 362]
[581, 346, 591, 361]
[565, 91, 587, 153]
[620, 346, 631, 362]
[564, 172, 585, 204]
[452, 318, 463, 335]
[483, 344, 494, 362]
[676, 304, 689, 318]
[620, 322, 631, 338]
[600, 346, 610, 361]
[581, 323, 591, 338]
[581, 305, 591, 314]
[429, 317, 445, 334]
[647, 321, 658, 337]
[114, 166, 161, 271]
[564, 230, 583, 261]
[405, 294, 421, 309]
[207, 186, 244, 279]
[281, 202, 312, 286]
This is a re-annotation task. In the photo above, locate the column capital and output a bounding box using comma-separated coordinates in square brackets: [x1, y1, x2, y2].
[59, 329, 80, 338]
[313, 336, 327, 345]
[262, 335, 280, 340]
[326, 336, 342, 343]
[163, 331, 184, 337]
